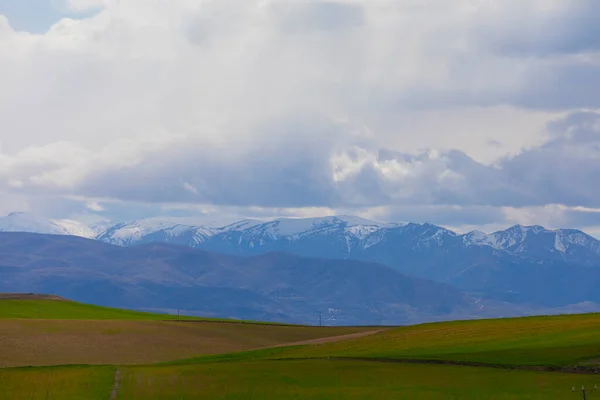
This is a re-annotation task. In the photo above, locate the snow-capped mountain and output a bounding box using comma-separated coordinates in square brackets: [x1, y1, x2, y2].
[0, 212, 96, 238]
[97, 218, 216, 247]
[5, 212, 600, 266]
[97, 215, 405, 252]
[5, 212, 600, 312]
[0, 232, 485, 325]
[94, 217, 600, 307]
[486, 225, 600, 265]
[461, 224, 600, 259]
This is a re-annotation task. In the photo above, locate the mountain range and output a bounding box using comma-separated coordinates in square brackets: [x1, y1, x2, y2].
[2, 212, 600, 322]
[0, 232, 487, 325]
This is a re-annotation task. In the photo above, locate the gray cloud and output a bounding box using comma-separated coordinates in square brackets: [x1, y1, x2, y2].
[383, 205, 506, 227]
[516, 63, 600, 110]
[11, 112, 585, 212]
[3, 1, 600, 230]
[476, 1, 600, 57]
[559, 209, 600, 228]
[77, 117, 345, 208]
[496, 111, 600, 208]
[274, 1, 365, 33]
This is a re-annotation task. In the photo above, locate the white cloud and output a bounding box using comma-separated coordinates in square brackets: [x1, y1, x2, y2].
[1, 0, 600, 229]
[65, 0, 108, 13]
[86, 201, 105, 211]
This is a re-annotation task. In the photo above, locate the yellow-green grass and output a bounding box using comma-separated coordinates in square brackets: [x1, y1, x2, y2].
[5, 297, 600, 399]
[0, 319, 371, 367]
[271, 313, 600, 367]
[0, 299, 227, 321]
[3, 361, 595, 400]
[0, 366, 114, 400]
[116, 360, 600, 399]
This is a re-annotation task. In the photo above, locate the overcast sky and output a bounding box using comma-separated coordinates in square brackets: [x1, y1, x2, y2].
[1, 0, 600, 234]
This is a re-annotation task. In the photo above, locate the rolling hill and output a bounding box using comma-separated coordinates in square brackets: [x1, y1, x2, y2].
[0, 232, 479, 325]
[2, 298, 600, 399]
[0, 296, 375, 367]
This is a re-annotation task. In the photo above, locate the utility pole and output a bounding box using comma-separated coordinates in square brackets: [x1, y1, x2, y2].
[177, 308, 180, 322]
[318, 311, 322, 327]
[573, 385, 597, 399]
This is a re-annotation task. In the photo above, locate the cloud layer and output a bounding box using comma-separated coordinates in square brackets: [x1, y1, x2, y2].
[1, 0, 600, 232]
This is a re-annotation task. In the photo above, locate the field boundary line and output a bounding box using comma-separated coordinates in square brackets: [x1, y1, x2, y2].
[271, 356, 600, 375]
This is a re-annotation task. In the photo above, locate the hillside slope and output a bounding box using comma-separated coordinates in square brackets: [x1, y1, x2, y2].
[0, 297, 374, 367]
[0, 233, 479, 325]
[273, 313, 600, 368]
[97, 216, 600, 308]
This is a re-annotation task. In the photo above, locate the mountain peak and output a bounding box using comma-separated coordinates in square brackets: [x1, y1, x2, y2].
[505, 224, 546, 233]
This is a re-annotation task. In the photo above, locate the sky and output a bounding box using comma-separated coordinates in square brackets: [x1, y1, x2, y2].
[1, 0, 600, 234]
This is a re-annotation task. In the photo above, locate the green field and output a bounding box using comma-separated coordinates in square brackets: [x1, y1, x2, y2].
[114, 361, 599, 400]
[274, 313, 600, 367]
[1, 361, 597, 400]
[2, 297, 600, 399]
[0, 298, 238, 321]
[0, 366, 114, 400]
[0, 298, 371, 367]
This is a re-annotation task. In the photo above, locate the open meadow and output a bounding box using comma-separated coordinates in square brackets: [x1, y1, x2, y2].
[2, 296, 600, 399]
[2, 361, 598, 400]
[273, 313, 600, 368]
[0, 297, 371, 367]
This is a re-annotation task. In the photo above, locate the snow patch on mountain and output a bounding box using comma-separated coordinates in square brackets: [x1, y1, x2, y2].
[218, 219, 265, 232]
[345, 225, 380, 240]
[490, 225, 545, 250]
[554, 234, 566, 253]
[54, 219, 97, 238]
[98, 218, 216, 246]
[0, 212, 95, 238]
[235, 216, 386, 238]
[463, 230, 495, 247]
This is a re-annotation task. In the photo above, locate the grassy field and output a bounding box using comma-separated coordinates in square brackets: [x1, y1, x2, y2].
[0, 298, 220, 320]
[273, 313, 600, 367]
[0, 319, 371, 367]
[1, 361, 597, 400]
[115, 361, 600, 400]
[0, 366, 114, 400]
[0, 298, 372, 367]
[3, 297, 600, 399]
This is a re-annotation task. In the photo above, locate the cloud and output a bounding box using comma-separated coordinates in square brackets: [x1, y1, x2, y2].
[1, 0, 600, 229]
[86, 200, 104, 212]
[497, 111, 600, 208]
[2, 110, 598, 213]
[474, 1, 600, 57]
[272, 1, 365, 33]
[76, 116, 349, 207]
[64, 0, 108, 13]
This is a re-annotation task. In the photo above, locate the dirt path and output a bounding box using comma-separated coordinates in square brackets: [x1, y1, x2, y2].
[266, 329, 386, 349]
[109, 369, 121, 400]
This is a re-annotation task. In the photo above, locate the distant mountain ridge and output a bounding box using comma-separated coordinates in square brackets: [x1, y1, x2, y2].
[94, 215, 600, 261]
[0, 232, 484, 325]
[4, 212, 600, 309]
[6, 212, 599, 261]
